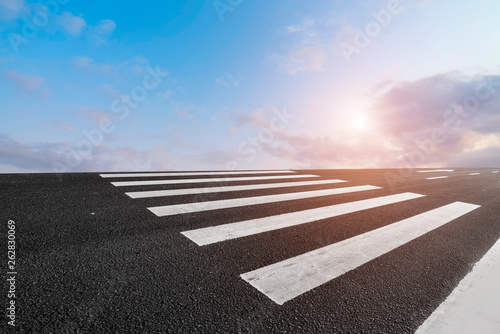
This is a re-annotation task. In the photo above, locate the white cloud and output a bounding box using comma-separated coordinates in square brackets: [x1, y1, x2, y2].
[53, 11, 116, 43]
[0, 0, 24, 12]
[284, 17, 315, 34]
[77, 106, 114, 124]
[219, 72, 500, 169]
[89, 19, 116, 45]
[270, 14, 329, 75]
[93, 19, 116, 35]
[176, 111, 194, 119]
[133, 55, 149, 64]
[210, 111, 229, 122]
[158, 90, 172, 99]
[0, 134, 175, 173]
[272, 46, 327, 75]
[0, 0, 26, 21]
[51, 120, 75, 131]
[231, 106, 276, 129]
[58, 11, 87, 36]
[3, 70, 45, 92]
[97, 84, 120, 98]
[72, 56, 93, 68]
[71, 56, 115, 76]
[0, 55, 16, 63]
[215, 74, 239, 87]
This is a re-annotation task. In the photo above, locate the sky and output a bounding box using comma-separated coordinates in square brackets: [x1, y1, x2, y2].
[1, 0, 500, 173]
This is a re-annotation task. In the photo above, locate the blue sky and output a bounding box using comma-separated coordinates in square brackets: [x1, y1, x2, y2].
[1, 0, 500, 172]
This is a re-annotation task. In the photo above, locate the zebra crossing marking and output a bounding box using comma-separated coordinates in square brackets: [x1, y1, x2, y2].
[426, 176, 449, 180]
[100, 170, 296, 178]
[149, 185, 382, 217]
[125, 179, 347, 199]
[240, 201, 480, 305]
[110, 174, 319, 187]
[415, 237, 500, 334]
[181, 192, 424, 246]
[101, 171, 484, 311]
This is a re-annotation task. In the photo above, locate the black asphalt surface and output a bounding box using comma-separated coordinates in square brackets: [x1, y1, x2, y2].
[1, 168, 500, 333]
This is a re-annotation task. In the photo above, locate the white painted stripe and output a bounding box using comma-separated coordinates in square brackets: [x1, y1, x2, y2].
[111, 174, 319, 187]
[241, 201, 480, 305]
[417, 169, 455, 173]
[426, 176, 449, 180]
[492, 171, 499, 174]
[469, 173, 480, 175]
[101, 170, 295, 178]
[182, 192, 423, 246]
[416, 237, 500, 334]
[126, 179, 347, 199]
[150, 185, 382, 217]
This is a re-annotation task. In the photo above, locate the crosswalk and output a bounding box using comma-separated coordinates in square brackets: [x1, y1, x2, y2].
[182, 192, 423, 245]
[241, 202, 480, 305]
[420, 169, 500, 180]
[110, 174, 318, 186]
[125, 179, 346, 199]
[100, 170, 481, 305]
[426, 176, 449, 180]
[149, 185, 381, 217]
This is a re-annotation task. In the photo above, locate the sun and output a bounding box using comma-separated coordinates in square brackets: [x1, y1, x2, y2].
[352, 113, 369, 131]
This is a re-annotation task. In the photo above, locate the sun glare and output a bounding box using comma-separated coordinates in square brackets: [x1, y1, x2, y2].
[352, 113, 369, 131]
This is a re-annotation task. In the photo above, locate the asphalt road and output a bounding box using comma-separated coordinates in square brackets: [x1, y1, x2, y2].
[1, 168, 499, 333]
